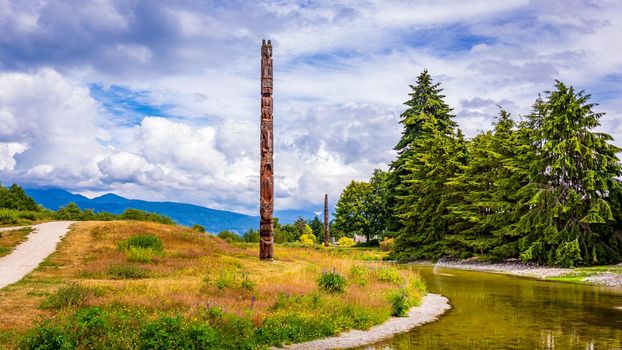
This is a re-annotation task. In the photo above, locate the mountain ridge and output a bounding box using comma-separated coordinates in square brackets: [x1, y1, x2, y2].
[25, 188, 317, 233]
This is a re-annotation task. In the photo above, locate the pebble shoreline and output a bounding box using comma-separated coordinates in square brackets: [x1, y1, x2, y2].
[275, 293, 451, 350]
[426, 259, 622, 288]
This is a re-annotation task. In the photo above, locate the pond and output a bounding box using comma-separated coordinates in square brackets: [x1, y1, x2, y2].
[360, 265, 622, 349]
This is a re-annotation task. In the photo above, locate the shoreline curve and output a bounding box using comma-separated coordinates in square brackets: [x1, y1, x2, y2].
[275, 293, 451, 350]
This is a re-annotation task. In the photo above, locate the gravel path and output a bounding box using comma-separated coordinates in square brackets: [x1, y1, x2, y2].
[0, 221, 75, 289]
[276, 294, 451, 350]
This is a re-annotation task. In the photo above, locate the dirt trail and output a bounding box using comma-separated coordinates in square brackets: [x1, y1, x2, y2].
[0, 221, 75, 289]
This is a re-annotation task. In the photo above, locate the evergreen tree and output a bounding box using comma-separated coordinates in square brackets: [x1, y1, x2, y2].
[386, 70, 457, 234]
[308, 216, 323, 242]
[510, 82, 622, 266]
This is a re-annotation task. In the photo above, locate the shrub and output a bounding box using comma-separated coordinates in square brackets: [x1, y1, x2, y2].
[298, 233, 316, 246]
[41, 283, 90, 310]
[0, 209, 18, 224]
[108, 264, 148, 279]
[119, 209, 174, 225]
[118, 235, 164, 252]
[317, 271, 346, 293]
[192, 224, 206, 233]
[389, 291, 409, 317]
[376, 266, 402, 285]
[217, 230, 243, 242]
[19, 321, 74, 350]
[242, 229, 260, 243]
[337, 237, 355, 247]
[380, 238, 395, 252]
[140, 315, 221, 350]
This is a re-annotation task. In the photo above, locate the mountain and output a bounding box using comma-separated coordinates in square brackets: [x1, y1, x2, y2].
[25, 188, 318, 233]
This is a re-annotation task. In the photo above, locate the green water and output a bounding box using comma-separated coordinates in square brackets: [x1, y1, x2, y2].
[363, 266, 622, 349]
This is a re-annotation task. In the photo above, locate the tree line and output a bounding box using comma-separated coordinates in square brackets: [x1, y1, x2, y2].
[0, 183, 174, 225]
[334, 70, 622, 267]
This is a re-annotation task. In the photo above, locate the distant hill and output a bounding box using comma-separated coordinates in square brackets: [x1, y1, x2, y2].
[25, 188, 317, 233]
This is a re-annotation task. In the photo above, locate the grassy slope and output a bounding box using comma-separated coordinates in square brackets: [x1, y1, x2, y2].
[0, 221, 425, 349]
[0, 227, 32, 257]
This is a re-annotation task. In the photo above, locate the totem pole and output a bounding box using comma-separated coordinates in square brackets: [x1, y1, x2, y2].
[259, 40, 274, 260]
[324, 194, 329, 247]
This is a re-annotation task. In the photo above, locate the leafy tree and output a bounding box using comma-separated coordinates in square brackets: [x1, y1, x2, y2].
[56, 203, 84, 220]
[0, 184, 39, 211]
[308, 216, 323, 242]
[242, 229, 259, 243]
[333, 180, 372, 240]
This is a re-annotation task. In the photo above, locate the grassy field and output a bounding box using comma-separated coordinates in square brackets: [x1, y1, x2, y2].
[0, 227, 33, 257]
[0, 221, 425, 349]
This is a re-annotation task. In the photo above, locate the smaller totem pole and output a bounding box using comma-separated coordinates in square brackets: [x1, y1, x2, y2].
[324, 194, 329, 247]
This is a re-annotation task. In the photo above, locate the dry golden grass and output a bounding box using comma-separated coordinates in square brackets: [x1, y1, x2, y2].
[0, 221, 422, 337]
[0, 227, 32, 257]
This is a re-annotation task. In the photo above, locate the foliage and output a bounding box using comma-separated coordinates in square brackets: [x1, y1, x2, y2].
[118, 235, 164, 252]
[309, 216, 324, 243]
[337, 237, 355, 247]
[329, 72, 622, 266]
[217, 230, 243, 243]
[379, 238, 395, 252]
[389, 291, 409, 317]
[242, 229, 260, 243]
[317, 270, 347, 293]
[298, 233, 316, 246]
[192, 224, 206, 233]
[0, 183, 39, 211]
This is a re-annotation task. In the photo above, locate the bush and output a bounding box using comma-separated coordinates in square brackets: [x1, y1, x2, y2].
[108, 264, 148, 279]
[242, 229, 260, 243]
[380, 238, 395, 252]
[389, 291, 409, 317]
[317, 271, 346, 293]
[0, 209, 19, 224]
[192, 224, 206, 233]
[41, 283, 90, 309]
[19, 321, 74, 350]
[217, 230, 243, 243]
[118, 235, 164, 252]
[119, 209, 174, 225]
[299, 233, 316, 246]
[140, 315, 221, 350]
[376, 266, 402, 285]
[337, 237, 355, 247]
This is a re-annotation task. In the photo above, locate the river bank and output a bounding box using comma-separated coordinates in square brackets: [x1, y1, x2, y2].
[277, 293, 450, 350]
[416, 258, 622, 288]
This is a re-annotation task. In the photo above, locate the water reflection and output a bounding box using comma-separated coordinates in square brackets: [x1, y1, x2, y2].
[357, 266, 622, 349]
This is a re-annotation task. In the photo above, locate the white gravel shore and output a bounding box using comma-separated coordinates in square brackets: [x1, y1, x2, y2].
[275, 293, 450, 350]
[427, 259, 622, 288]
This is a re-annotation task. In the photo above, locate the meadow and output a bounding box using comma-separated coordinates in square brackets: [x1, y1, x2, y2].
[0, 221, 425, 349]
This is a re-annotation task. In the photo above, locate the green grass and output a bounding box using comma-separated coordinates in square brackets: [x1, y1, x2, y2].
[546, 265, 622, 283]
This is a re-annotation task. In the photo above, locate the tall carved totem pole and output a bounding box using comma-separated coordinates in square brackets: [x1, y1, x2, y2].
[324, 194, 329, 247]
[259, 40, 274, 260]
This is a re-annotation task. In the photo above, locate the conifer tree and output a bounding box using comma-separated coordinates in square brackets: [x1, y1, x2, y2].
[510, 82, 622, 266]
[386, 70, 457, 235]
[388, 71, 460, 260]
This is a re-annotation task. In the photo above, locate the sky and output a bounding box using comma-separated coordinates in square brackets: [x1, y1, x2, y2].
[0, 0, 621, 215]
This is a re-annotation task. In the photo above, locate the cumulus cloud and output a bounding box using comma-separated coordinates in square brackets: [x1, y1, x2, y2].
[0, 0, 621, 214]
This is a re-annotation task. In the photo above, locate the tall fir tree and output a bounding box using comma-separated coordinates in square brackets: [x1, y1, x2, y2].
[386, 70, 457, 235]
[509, 82, 622, 266]
[388, 71, 461, 260]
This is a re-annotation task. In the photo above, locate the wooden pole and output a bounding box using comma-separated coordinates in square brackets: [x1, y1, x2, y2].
[324, 194, 329, 247]
[259, 39, 274, 260]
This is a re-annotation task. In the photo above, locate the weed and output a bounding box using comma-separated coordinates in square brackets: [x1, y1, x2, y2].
[376, 266, 402, 285]
[118, 235, 163, 252]
[107, 263, 149, 279]
[40, 283, 90, 310]
[317, 270, 347, 293]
